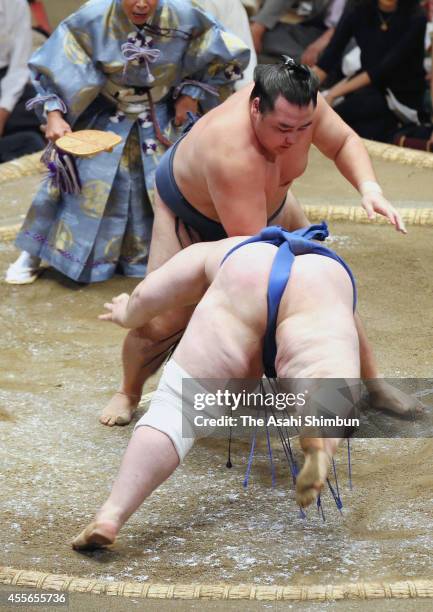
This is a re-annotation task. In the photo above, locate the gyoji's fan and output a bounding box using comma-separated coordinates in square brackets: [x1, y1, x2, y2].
[40, 130, 122, 194]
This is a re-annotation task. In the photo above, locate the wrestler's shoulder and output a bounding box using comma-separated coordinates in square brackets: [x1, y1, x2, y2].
[200, 119, 263, 166]
[204, 141, 264, 183]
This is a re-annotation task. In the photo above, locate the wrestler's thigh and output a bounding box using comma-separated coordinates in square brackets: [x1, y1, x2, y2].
[272, 190, 310, 231]
[275, 255, 359, 378]
[148, 188, 196, 272]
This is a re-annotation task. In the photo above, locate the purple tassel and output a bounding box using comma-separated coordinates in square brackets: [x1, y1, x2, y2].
[41, 143, 81, 195]
[317, 494, 326, 521]
[243, 423, 258, 488]
[265, 420, 276, 488]
[347, 439, 353, 490]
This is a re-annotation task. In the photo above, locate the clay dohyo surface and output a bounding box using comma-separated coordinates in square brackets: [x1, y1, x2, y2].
[0, 221, 432, 586]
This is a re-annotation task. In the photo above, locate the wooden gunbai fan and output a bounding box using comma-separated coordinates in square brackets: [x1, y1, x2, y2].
[56, 130, 122, 157]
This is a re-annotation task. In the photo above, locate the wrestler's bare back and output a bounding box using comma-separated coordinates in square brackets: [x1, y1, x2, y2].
[173, 86, 317, 230]
[172, 237, 359, 382]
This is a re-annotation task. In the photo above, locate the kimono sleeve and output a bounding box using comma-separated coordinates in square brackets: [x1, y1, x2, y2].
[178, 7, 250, 108]
[28, 20, 106, 125]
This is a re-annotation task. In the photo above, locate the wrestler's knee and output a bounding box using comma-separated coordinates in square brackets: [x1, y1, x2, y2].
[134, 360, 195, 462]
[127, 325, 158, 344]
[129, 325, 175, 346]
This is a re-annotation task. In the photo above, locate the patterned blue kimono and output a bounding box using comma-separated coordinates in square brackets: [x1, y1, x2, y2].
[16, 0, 249, 282]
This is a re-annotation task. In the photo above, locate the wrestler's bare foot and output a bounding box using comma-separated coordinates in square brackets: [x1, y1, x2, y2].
[72, 519, 118, 551]
[296, 449, 330, 508]
[366, 380, 425, 418]
[99, 391, 140, 427]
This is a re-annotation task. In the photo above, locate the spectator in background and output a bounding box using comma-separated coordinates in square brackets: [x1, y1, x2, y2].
[428, 0, 433, 138]
[428, 0, 433, 143]
[242, 0, 261, 14]
[315, 0, 427, 143]
[197, 0, 257, 87]
[0, 0, 45, 162]
[28, 0, 51, 38]
[250, 0, 346, 66]
[28, 0, 51, 52]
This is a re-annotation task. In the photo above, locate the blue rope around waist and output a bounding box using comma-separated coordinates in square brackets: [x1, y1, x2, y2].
[221, 223, 357, 378]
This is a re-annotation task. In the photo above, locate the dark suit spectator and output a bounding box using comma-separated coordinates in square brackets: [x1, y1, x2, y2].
[428, 0, 433, 131]
[315, 0, 427, 142]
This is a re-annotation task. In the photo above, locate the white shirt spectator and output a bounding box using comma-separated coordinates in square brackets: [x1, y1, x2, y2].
[196, 0, 257, 88]
[0, 0, 32, 112]
[324, 0, 346, 28]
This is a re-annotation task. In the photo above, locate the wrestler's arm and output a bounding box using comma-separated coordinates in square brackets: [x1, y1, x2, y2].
[100, 243, 212, 328]
[206, 151, 268, 236]
[312, 95, 406, 233]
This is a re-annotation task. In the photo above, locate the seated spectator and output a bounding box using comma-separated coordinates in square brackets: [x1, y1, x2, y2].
[428, 0, 433, 137]
[28, 0, 51, 39]
[250, 0, 346, 66]
[315, 0, 428, 143]
[0, 0, 45, 163]
[241, 0, 263, 16]
[196, 0, 258, 87]
[29, 0, 51, 53]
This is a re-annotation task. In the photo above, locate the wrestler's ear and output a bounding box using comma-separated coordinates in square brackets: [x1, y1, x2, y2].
[251, 97, 261, 117]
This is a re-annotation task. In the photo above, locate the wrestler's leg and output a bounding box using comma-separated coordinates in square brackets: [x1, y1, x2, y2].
[355, 314, 424, 417]
[295, 437, 339, 508]
[271, 189, 310, 231]
[100, 307, 193, 426]
[276, 194, 422, 417]
[100, 188, 197, 426]
[72, 426, 179, 550]
[275, 255, 360, 507]
[78, 347, 248, 550]
[148, 188, 198, 272]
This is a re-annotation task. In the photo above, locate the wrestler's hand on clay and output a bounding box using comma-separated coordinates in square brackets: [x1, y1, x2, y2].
[46, 110, 72, 142]
[174, 95, 198, 126]
[361, 192, 407, 234]
[99, 293, 130, 327]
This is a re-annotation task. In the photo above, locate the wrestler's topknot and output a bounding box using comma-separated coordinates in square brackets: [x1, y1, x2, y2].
[250, 60, 320, 114]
